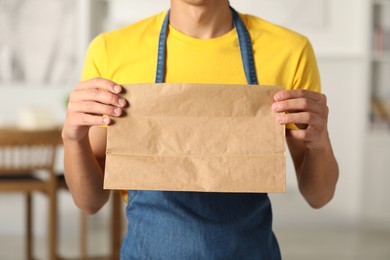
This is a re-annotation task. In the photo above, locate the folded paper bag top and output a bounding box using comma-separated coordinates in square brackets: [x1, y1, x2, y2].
[104, 83, 286, 193]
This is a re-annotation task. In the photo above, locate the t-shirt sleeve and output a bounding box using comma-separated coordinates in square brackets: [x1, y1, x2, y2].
[292, 38, 321, 93]
[81, 34, 107, 81]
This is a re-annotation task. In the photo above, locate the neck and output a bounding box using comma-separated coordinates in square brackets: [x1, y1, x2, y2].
[169, 0, 233, 39]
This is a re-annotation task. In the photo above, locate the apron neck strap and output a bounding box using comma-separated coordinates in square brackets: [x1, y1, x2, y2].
[155, 7, 258, 85]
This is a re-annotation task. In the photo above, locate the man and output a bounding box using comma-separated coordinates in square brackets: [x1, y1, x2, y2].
[62, 0, 338, 258]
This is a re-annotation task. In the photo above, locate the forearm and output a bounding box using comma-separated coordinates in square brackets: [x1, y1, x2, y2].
[63, 136, 110, 214]
[295, 136, 339, 208]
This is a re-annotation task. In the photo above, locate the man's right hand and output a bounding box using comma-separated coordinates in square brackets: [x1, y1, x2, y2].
[62, 78, 126, 142]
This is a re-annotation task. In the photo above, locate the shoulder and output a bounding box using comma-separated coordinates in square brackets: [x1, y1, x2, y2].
[238, 13, 320, 92]
[82, 12, 166, 80]
[241, 13, 310, 51]
[92, 11, 167, 50]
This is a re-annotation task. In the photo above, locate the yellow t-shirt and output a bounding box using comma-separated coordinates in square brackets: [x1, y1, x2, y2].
[82, 11, 320, 91]
[81, 11, 321, 200]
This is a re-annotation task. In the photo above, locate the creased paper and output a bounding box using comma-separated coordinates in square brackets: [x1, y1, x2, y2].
[104, 83, 285, 193]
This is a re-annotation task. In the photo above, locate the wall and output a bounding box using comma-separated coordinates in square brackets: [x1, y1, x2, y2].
[0, 85, 72, 125]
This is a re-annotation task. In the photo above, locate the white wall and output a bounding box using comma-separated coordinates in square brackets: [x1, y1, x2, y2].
[0, 84, 72, 126]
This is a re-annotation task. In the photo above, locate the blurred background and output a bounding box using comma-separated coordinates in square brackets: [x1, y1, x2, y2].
[0, 0, 390, 259]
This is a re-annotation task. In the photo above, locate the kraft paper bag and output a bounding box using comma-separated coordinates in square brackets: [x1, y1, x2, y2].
[104, 83, 286, 193]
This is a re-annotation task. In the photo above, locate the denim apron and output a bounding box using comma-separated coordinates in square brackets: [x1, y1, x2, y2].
[120, 7, 281, 260]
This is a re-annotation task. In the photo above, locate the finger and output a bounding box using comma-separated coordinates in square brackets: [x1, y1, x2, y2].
[276, 112, 322, 126]
[287, 129, 310, 141]
[67, 113, 111, 127]
[287, 125, 321, 144]
[70, 88, 127, 108]
[274, 89, 326, 103]
[77, 78, 123, 94]
[272, 98, 322, 114]
[68, 101, 123, 117]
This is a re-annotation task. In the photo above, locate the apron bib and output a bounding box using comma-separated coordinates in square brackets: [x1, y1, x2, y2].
[120, 8, 282, 260]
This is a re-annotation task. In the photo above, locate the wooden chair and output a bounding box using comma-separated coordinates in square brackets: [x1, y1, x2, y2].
[0, 127, 62, 260]
[0, 127, 124, 260]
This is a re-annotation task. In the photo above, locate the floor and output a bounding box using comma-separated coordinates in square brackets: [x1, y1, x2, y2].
[1, 193, 390, 260]
[0, 226, 390, 260]
[276, 227, 390, 260]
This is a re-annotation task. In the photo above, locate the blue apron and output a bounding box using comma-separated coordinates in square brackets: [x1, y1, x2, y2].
[120, 7, 281, 260]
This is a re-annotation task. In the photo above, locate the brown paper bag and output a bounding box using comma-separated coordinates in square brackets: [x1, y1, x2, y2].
[104, 83, 285, 193]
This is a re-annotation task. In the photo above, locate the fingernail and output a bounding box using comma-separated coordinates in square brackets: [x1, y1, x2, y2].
[103, 117, 110, 124]
[274, 92, 283, 101]
[114, 85, 121, 93]
[276, 115, 284, 123]
[118, 98, 126, 106]
[272, 103, 279, 111]
[114, 108, 121, 116]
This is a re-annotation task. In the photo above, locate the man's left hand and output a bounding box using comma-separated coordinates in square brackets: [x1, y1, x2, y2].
[272, 89, 329, 149]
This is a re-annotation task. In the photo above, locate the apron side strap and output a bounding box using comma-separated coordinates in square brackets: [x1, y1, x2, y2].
[155, 10, 170, 84]
[230, 7, 258, 85]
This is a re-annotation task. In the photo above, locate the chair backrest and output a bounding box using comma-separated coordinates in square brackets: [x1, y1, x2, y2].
[0, 127, 62, 175]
